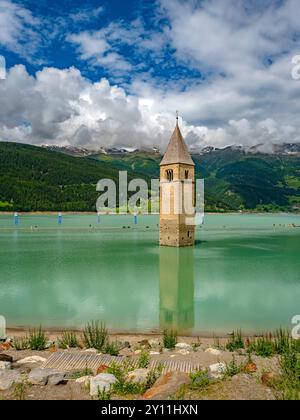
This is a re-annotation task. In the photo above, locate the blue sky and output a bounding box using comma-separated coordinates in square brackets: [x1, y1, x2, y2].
[0, 0, 300, 151]
[2, 0, 201, 87]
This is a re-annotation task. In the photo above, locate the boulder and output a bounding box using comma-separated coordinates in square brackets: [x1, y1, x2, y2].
[90, 373, 117, 396]
[0, 354, 13, 363]
[0, 361, 11, 370]
[119, 348, 134, 357]
[205, 348, 222, 356]
[45, 340, 55, 349]
[209, 362, 226, 378]
[0, 342, 11, 351]
[176, 349, 190, 355]
[244, 363, 257, 374]
[75, 375, 92, 386]
[96, 365, 109, 374]
[175, 343, 192, 351]
[82, 348, 98, 353]
[116, 341, 130, 350]
[0, 370, 22, 390]
[261, 372, 278, 387]
[28, 368, 66, 386]
[127, 368, 150, 384]
[16, 356, 47, 365]
[47, 372, 67, 386]
[143, 372, 191, 400]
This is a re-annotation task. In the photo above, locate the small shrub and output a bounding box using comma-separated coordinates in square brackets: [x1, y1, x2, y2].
[191, 338, 201, 351]
[69, 367, 93, 379]
[107, 361, 133, 382]
[213, 334, 223, 350]
[138, 350, 150, 368]
[28, 326, 47, 351]
[226, 329, 244, 352]
[276, 348, 300, 400]
[104, 341, 120, 356]
[12, 378, 32, 400]
[190, 369, 210, 389]
[248, 336, 275, 357]
[82, 321, 108, 351]
[274, 328, 291, 355]
[223, 357, 243, 378]
[107, 361, 163, 396]
[58, 331, 78, 349]
[163, 329, 177, 349]
[13, 336, 29, 351]
[113, 380, 144, 395]
[97, 386, 112, 400]
[144, 364, 164, 389]
[292, 338, 300, 353]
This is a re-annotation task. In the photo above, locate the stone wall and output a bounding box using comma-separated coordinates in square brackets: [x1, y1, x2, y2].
[159, 220, 195, 247]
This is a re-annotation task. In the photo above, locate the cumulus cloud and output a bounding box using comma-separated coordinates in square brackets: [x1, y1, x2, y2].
[1, 0, 300, 151]
[0, 65, 174, 149]
[1, 64, 300, 152]
[0, 0, 41, 59]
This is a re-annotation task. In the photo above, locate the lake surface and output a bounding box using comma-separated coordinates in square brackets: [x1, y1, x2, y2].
[0, 214, 299, 335]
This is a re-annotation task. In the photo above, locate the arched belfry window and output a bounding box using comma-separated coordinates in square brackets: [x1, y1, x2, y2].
[185, 170, 189, 179]
[166, 169, 173, 182]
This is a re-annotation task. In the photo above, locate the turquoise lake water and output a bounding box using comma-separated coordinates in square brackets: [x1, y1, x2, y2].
[0, 214, 299, 335]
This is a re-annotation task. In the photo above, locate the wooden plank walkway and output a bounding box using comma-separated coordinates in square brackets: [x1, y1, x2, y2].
[42, 352, 202, 374]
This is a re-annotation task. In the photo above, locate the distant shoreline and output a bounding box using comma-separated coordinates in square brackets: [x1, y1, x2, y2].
[0, 211, 299, 216]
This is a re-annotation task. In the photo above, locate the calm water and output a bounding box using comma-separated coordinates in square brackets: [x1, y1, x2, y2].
[0, 214, 299, 335]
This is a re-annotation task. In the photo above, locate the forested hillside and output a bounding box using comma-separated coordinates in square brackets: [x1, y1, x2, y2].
[0, 142, 299, 212]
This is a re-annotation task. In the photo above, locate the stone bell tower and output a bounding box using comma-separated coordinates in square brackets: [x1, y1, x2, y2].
[160, 114, 195, 247]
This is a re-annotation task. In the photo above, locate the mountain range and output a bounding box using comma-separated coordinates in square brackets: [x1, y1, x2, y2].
[0, 141, 299, 212]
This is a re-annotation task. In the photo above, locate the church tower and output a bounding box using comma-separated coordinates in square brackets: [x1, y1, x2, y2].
[160, 114, 195, 247]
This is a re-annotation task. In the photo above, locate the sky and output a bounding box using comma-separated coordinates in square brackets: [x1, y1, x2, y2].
[0, 0, 300, 151]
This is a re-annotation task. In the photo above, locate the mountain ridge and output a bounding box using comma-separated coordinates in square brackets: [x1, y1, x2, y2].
[0, 141, 299, 212]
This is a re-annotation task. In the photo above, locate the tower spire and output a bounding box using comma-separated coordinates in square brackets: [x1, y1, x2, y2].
[176, 110, 179, 125]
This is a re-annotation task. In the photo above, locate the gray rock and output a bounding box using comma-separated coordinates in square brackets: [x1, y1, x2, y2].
[127, 368, 150, 384]
[75, 375, 92, 386]
[209, 362, 226, 379]
[0, 370, 22, 390]
[116, 341, 130, 350]
[175, 343, 192, 351]
[45, 340, 55, 349]
[0, 361, 11, 370]
[0, 354, 13, 363]
[90, 373, 117, 396]
[47, 372, 67, 386]
[205, 347, 222, 356]
[119, 347, 134, 357]
[16, 356, 47, 365]
[28, 368, 66, 386]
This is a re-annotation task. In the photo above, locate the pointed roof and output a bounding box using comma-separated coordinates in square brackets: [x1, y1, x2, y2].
[160, 120, 194, 166]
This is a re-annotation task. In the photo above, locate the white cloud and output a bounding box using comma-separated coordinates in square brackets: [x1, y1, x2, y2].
[1, 0, 300, 151]
[70, 6, 104, 23]
[68, 30, 132, 72]
[0, 0, 41, 58]
[1, 64, 300, 152]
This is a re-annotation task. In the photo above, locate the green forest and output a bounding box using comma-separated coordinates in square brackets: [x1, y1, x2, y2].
[0, 142, 299, 212]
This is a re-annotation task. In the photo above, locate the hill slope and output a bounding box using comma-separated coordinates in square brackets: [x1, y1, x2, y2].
[0, 142, 299, 212]
[0, 142, 145, 211]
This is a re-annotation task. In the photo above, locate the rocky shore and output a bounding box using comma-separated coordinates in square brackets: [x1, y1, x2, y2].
[1, 329, 293, 400]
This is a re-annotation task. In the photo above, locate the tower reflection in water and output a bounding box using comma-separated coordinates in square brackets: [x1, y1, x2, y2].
[159, 246, 195, 334]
